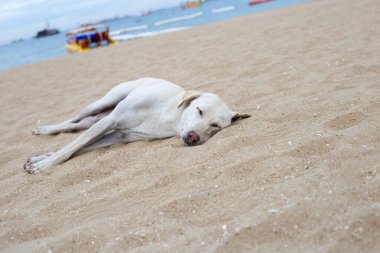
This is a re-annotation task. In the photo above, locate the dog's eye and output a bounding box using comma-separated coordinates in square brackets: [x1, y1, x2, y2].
[197, 107, 203, 116]
[210, 123, 220, 128]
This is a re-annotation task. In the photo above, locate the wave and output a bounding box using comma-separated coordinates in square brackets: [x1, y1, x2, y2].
[110, 27, 189, 41]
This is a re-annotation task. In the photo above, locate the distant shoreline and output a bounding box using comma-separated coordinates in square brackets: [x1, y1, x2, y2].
[0, 0, 310, 71]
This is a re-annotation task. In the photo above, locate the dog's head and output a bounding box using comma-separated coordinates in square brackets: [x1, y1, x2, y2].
[178, 90, 250, 146]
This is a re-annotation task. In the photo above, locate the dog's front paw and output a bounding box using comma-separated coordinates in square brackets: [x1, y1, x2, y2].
[23, 162, 39, 174]
[23, 159, 52, 174]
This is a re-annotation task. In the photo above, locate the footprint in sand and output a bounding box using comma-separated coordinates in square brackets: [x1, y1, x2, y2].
[324, 111, 365, 130]
[289, 138, 334, 157]
[161, 195, 209, 220]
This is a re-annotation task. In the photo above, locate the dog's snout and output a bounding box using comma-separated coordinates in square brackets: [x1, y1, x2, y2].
[188, 131, 199, 142]
[184, 131, 200, 146]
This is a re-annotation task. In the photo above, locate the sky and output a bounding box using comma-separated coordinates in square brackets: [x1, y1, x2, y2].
[0, 0, 185, 45]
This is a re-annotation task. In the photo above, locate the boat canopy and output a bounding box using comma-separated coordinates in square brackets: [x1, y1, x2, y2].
[66, 25, 109, 36]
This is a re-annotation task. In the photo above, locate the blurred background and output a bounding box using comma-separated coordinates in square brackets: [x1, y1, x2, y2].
[0, 0, 307, 70]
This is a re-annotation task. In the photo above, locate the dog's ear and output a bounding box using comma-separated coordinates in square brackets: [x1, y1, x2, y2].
[178, 90, 202, 108]
[231, 112, 251, 122]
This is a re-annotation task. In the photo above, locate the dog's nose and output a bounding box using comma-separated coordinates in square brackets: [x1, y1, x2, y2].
[185, 131, 200, 146]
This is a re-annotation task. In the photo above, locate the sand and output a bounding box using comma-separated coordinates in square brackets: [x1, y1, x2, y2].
[0, 0, 379, 252]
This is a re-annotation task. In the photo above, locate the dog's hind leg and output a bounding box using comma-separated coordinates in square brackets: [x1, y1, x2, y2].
[33, 81, 141, 135]
[32, 111, 110, 135]
[25, 115, 117, 173]
[28, 131, 122, 163]
[64, 81, 143, 123]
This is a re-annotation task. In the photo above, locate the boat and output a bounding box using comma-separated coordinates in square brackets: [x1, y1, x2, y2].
[36, 28, 59, 38]
[35, 22, 59, 38]
[65, 25, 116, 53]
[181, 1, 203, 9]
[249, 0, 273, 6]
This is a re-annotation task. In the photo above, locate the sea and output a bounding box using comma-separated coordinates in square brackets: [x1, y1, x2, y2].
[0, 0, 309, 71]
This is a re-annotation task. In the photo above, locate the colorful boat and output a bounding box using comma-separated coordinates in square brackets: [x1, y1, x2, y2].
[65, 25, 116, 53]
[249, 0, 273, 6]
[182, 1, 203, 9]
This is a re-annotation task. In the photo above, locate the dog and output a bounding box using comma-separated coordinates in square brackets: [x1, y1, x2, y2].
[24, 78, 250, 174]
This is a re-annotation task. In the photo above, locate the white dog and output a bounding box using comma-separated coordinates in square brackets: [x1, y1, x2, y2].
[24, 78, 250, 174]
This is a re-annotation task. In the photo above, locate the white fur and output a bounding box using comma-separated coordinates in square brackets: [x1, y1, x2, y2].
[24, 78, 250, 174]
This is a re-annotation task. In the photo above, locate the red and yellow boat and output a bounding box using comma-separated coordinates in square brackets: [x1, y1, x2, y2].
[181, 1, 203, 9]
[65, 25, 116, 53]
[249, 0, 273, 6]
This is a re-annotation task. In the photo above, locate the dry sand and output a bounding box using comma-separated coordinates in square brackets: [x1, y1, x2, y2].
[1, 0, 379, 252]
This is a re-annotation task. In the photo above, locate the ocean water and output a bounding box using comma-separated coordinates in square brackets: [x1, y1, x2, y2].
[0, 0, 309, 71]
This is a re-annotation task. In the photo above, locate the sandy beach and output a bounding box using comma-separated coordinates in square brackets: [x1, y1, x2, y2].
[0, 0, 379, 252]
